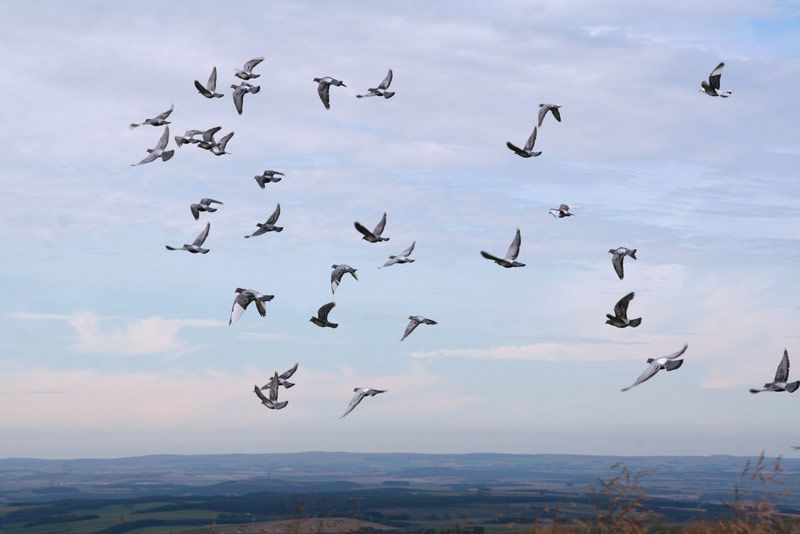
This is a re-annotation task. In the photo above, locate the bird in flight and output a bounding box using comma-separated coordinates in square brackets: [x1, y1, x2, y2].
[165, 222, 211, 254]
[130, 104, 173, 128]
[314, 76, 346, 109]
[131, 126, 174, 166]
[481, 229, 525, 268]
[605, 292, 642, 328]
[261, 363, 299, 390]
[549, 204, 572, 219]
[750, 350, 800, 394]
[700, 62, 732, 97]
[506, 126, 542, 158]
[538, 103, 562, 127]
[231, 82, 260, 115]
[357, 69, 395, 99]
[621, 344, 688, 392]
[355, 212, 389, 243]
[340, 387, 386, 418]
[401, 316, 437, 341]
[310, 302, 338, 328]
[194, 66, 223, 98]
[229, 288, 274, 326]
[254, 170, 285, 189]
[190, 198, 223, 220]
[609, 247, 637, 280]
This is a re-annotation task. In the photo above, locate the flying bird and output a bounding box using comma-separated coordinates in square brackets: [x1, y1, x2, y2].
[340, 387, 386, 418]
[231, 82, 260, 115]
[165, 222, 211, 254]
[261, 363, 299, 390]
[506, 126, 542, 158]
[197, 126, 223, 150]
[356, 69, 395, 99]
[174, 129, 205, 147]
[605, 292, 642, 328]
[229, 288, 274, 326]
[749, 350, 800, 394]
[331, 264, 358, 294]
[244, 204, 282, 238]
[209, 132, 234, 156]
[538, 103, 562, 127]
[480, 229, 525, 268]
[131, 126, 174, 166]
[354, 212, 389, 243]
[235, 57, 264, 80]
[549, 204, 572, 219]
[310, 302, 338, 328]
[130, 104, 173, 128]
[194, 66, 223, 98]
[381, 242, 415, 268]
[609, 247, 637, 280]
[620, 344, 688, 392]
[254, 170, 284, 189]
[190, 198, 223, 220]
[700, 62, 732, 97]
[314, 76, 346, 109]
[401, 315, 437, 341]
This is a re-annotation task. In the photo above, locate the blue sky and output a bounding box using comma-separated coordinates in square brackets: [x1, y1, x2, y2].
[2, 1, 800, 458]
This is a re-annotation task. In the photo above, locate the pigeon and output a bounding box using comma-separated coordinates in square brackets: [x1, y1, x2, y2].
[354, 212, 389, 243]
[261, 363, 299, 390]
[235, 57, 264, 80]
[331, 264, 358, 294]
[310, 302, 338, 328]
[190, 198, 223, 220]
[749, 350, 800, 394]
[130, 105, 173, 128]
[538, 103, 562, 127]
[229, 288, 274, 326]
[244, 204, 282, 238]
[605, 292, 641, 328]
[340, 387, 386, 418]
[209, 132, 234, 156]
[700, 62, 732, 98]
[609, 247, 637, 280]
[401, 316, 437, 341]
[620, 344, 688, 392]
[231, 82, 261, 115]
[356, 69, 395, 99]
[194, 67, 223, 98]
[381, 242, 415, 268]
[165, 222, 211, 254]
[174, 129, 205, 147]
[548, 204, 572, 219]
[314, 77, 347, 109]
[131, 126, 174, 166]
[506, 126, 542, 158]
[254, 170, 284, 189]
[480, 229, 525, 268]
[254, 372, 288, 410]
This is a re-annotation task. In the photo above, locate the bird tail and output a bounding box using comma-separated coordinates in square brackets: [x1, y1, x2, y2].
[310, 317, 324, 327]
[383, 91, 395, 99]
[628, 317, 642, 328]
[787, 381, 800, 393]
[174, 136, 185, 147]
[161, 150, 175, 162]
[629, 249, 638, 260]
[130, 123, 140, 128]
[272, 401, 288, 410]
[664, 359, 683, 371]
[749, 388, 763, 394]
[255, 176, 266, 189]
[273, 226, 284, 232]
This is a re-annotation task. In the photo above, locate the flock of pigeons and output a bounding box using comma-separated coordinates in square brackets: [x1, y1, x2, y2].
[128, 58, 796, 419]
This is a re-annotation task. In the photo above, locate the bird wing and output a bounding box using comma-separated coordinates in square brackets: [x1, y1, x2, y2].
[662, 344, 689, 360]
[775, 350, 790, 383]
[203, 126, 222, 142]
[621, 362, 661, 392]
[317, 82, 331, 109]
[244, 57, 264, 71]
[505, 228, 521, 261]
[559, 204, 569, 211]
[207, 66, 217, 91]
[373, 213, 387, 236]
[366, 388, 386, 396]
[194, 80, 212, 98]
[399, 241, 415, 257]
[232, 88, 244, 114]
[190, 204, 200, 220]
[318, 302, 336, 321]
[537, 105, 547, 127]
[255, 298, 267, 317]
[155, 126, 170, 150]
[192, 222, 210, 246]
[341, 390, 366, 418]
[134, 152, 158, 165]
[480, 251, 502, 263]
[524, 126, 538, 152]
[217, 132, 234, 151]
[154, 105, 174, 121]
[612, 253, 624, 279]
[354, 221, 374, 239]
[401, 319, 419, 341]
[265, 204, 281, 225]
[614, 292, 635, 321]
[229, 300, 246, 325]
[709, 62, 725, 90]
[505, 142, 529, 157]
[279, 363, 299, 381]
[551, 107, 562, 122]
[203, 198, 223, 205]
[378, 69, 393, 90]
[254, 385, 269, 402]
[331, 267, 343, 293]
[421, 318, 437, 325]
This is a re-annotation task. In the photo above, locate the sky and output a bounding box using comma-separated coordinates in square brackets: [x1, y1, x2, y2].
[2, 1, 800, 459]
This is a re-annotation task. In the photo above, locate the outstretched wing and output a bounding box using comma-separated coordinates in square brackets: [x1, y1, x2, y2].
[708, 62, 725, 90]
[207, 66, 218, 91]
[612, 253, 625, 279]
[399, 241, 415, 257]
[661, 344, 689, 361]
[253, 385, 269, 402]
[190, 204, 200, 220]
[317, 82, 331, 109]
[192, 222, 210, 246]
[614, 292, 635, 320]
[244, 57, 264, 71]
[505, 228, 521, 261]
[156, 126, 170, 150]
[354, 221, 374, 239]
[280, 363, 299, 380]
[232, 88, 244, 114]
[378, 69, 393, 90]
[229, 300, 246, 326]
[373, 212, 387, 236]
[401, 319, 419, 341]
[621, 362, 661, 392]
[341, 390, 366, 418]
[317, 302, 336, 321]
[480, 250, 502, 263]
[155, 105, 173, 121]
[524, 126, 538, 152]
[775, 349, 790, 383]
[265, 204, 281, 225]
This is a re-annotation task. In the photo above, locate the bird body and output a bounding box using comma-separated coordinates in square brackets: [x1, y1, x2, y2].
[331, 264, 358, 294]
[354, 212, 389, 243]
[165, 222, 211, 253]
[314, 76, 346, 109]
[621, 344, 688, 391]
[261, 363, 299, 391]
[538, 103, 562, 127]
[481, 228, 525, 268]
[605, 292, 641, 328]
[310, 302, 338, 328]
[609, 247, 637, 280]
[174, 129, 205, 147]
[340, 387, 386, 418]
[229, 288, 274, 325]
[549, 204, 572, 218]
[244, 204, 282, 237]
[254, 170, 284, 189]
[231, 82, 260, 115]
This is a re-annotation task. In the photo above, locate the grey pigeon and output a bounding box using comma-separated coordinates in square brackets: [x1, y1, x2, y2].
[254, 170, 284, 189]
[750, 350, 800, 394]
[310, 302, 338, 328]
[261, 363, 299, 390]
[621, 344, 688, 392]
[538, 103, 562, 127]
[605, 292, 641, 328]
[209, 132, 234, 156]
[132, 126, 174, 166]
[244, 204, 282, 238]
[548, 204, 572, 219]
[231, 82, 260, 115]
[506, 126, 542, 158]
[354, 212, 389, 243]
[165, 222, 211, 254]
[229, 288, 274, 326]
[700, 62, 732, 98]
[190, 198, 223, 220]
[356, 69, 395, 99]
[130, 104, 173, 128]
[401, 315, 437, 341]
[609, 247, 637, 280]
[481, 228, 525, 268]
[314, 76, 346, 109]
[381, 242, 415, 268]
[194, 67, 223, 98]
[174, 129, 205, 147]
[235, 57, 264, 80]
[340, 387, 386, 418]
[331, 264, 358, 294]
